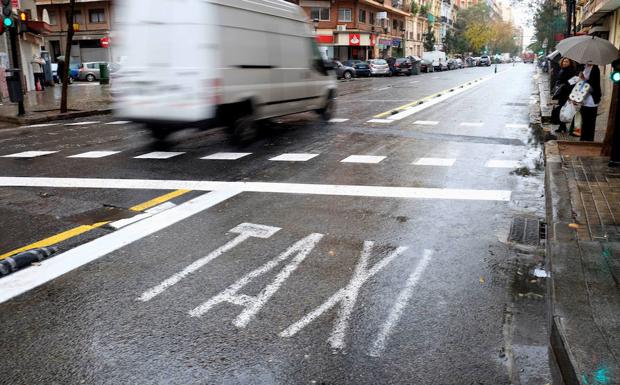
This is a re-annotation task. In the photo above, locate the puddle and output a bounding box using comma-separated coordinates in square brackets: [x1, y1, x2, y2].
[64, 206, 135, 225]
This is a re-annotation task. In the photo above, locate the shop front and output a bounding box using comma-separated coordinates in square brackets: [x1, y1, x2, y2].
[333, 32, 375, 61]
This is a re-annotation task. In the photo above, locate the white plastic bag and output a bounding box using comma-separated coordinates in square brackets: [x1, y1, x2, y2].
[560, 101, 577, 123]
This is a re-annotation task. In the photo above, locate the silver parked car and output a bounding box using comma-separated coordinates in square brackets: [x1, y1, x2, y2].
[332, 60, 356, 80]
[77, 62, 109, 82]
[368, 59, 390, 76]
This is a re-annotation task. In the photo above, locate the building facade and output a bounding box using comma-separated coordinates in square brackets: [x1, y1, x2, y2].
[35, 0, 113, 64]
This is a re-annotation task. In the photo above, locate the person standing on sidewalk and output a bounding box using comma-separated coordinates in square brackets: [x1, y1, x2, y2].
[554, 57, 577, 133]
[31, 55, 45, 91]
[578, 63, 601, 141]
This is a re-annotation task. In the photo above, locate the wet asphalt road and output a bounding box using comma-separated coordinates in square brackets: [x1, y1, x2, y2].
[0, 64, 554, 384]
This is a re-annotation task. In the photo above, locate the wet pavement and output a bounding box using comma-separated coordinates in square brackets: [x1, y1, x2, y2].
[0, 64, 554, 384]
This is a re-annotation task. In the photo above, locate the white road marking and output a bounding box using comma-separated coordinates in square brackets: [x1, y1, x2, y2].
[134, 152, 185, 159]
[485, 160, 521, 168]
[369, 249, 433, 357]
[460, 122, 484, 127]
[410, 81, 420, 84]
[1, 151, 58, 158]
[269, 153, 319, 162]
[189, 233, 323, 328]
[0, 190, 241, 305]
[328, 118, 349, 123]
[64, 121, 100, 126]
[280, 242, 408, 350]
[201, 152, 252, 160]
[376, 87, 390, 91]
[432, 76, 440, 79]
[109, 202, 177, 230]
[22, 123, 59, 128]
[138, 223, 281, 302]
[413, 120, 439, 125]
[0, 177, 513, 201]
[505, 123, 528, 129]
[366, 119, 394, 124]
[68, 151, 121, 159]
[413, 158, 456, 167]
[341, 155, 386, 164]
[105, 121, 131, 125]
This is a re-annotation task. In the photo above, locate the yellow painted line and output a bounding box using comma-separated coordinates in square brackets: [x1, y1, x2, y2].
[0, 189, 191, 260]
[372, 77, 485, 119]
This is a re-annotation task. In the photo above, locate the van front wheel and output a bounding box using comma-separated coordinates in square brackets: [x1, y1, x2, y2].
[317, 95, 335, 121]
[228, 113, 257, 143]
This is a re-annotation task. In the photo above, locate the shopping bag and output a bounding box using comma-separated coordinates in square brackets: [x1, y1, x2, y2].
[560, 101, 577, 123]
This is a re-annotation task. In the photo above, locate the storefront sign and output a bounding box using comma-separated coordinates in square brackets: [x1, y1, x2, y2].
[391, 39, 401, 48]
[315, 35, 334, 44]
[378, 38, 392, 46]
[349, 34, 360, 46]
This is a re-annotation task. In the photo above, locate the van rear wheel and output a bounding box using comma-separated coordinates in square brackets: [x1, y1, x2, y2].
[228, 113, 257, 143]
[317, 94, 335, 121]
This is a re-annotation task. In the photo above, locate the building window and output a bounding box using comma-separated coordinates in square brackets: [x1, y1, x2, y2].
[370, 12, 375, 25]
[338, 8, 352, 22]
[359, 9, 366, 23]
[44, 9, 57, 25]
[66, 10, 82, 24]
[89, 9, 105, 23]
[310, 7, 330, 21]
[393, 19, 398, 30]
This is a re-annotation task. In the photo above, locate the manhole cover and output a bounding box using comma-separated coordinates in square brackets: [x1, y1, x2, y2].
[508, 217, 542, 246]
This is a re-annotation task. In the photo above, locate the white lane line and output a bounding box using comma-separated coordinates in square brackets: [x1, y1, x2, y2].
[201, 152, 252, 160]
[139, 223, 280, 302]
[68, 151, 121, 159]
[341, 155, 386, 164]
[0, 190, 241, 305]
[376, 87, 390, 91]
[369, 249, 433, 357]
[366, 119, 394, 124]
[413, 158, 456, 167]
[485, 160, 521, 168]
[410, 81, 420, 84]
[460, 122, 484, 127]
[269, 153, 319, 162]
[432, 76, 440, 79]
[328, 118, 349, 123]
[413, 120, 438, 126]
[64, 121, 100, 126]
[1, 151, 58, 158]
[0, 177, 513, 201]
[506, 123, 528, 129]
[22, 123, 59, 128]
[109, 202, 177, 230]
[105, 121, 131, 125]
[134, 152, 185, 159]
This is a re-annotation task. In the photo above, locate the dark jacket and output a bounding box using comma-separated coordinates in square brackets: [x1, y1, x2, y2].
[585, 65, 602, 105]
[555, 66, 576, 104]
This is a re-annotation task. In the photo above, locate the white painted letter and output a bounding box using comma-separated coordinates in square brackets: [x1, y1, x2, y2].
[138, 223, 281, 302]
[188, 233, 324, 328]
[280, 242, 408, 350]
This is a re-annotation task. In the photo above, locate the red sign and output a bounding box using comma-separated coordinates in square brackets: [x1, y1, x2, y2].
[315, 35, 334, 44]
[349, 34, 360, 46]
[11, 0, 19, 9]
[100, 36, 110, 48]
[370, 34, 376, 47]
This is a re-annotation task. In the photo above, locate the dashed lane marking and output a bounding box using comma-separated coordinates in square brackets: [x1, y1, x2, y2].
[413, 120, 438, 126]
[134, 152, 186, 159]
[64, 121, 101, 126]
[460, 122, 484, 127]
[269, 153, 319, 162]
[366, 119, 393, 124]
[413, 158, 456, 167]
[22, 123, 59, 128]
[1, 151, 58, 158]
[341, 155, 386, 164]
[485, 160, 521, 168]
[328, 118, 350, 123]
[105, 121, 131, 125]
[0, 177, 513, 201]
[201, 152, 253, 160]
[68, 151, 121, 159]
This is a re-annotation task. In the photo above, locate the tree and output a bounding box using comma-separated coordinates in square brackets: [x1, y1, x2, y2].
[423, 26, 436, 51]
[60, 0, 77, 113]
[464, 22, 490, 54]
[531, 0, 565, 53]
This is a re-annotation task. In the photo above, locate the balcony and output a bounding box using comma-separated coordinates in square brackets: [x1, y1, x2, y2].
[580, 0, 620, 26]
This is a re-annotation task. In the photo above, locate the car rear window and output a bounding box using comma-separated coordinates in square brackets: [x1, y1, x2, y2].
[372, 60, 387, 65]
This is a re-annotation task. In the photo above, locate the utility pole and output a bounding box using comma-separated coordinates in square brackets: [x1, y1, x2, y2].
[2, 0, 24, 116]
[605, 59, 620, 165]
[60, 0, 76, 113]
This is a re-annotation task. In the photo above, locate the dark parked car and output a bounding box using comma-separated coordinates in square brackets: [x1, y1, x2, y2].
[479, 55, 491, 66]
[420, 58, 434, 73]
[391, 58, 413, 76]
[343, 60, 371, 77]
[333, 60, 356, 80]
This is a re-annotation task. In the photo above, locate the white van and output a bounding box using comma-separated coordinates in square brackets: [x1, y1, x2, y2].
[422, 51, 446, 71]
[113, 0, 337, 140]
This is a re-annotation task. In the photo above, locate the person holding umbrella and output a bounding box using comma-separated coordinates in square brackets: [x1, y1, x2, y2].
[578, 62, 602, 141]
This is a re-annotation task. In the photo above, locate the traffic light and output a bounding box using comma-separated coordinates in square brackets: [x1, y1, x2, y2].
[1, 0, 13, 29]
[611, 58, 620, 84]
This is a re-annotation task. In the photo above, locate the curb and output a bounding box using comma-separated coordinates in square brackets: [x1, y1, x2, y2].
[0, 108, 112, 127]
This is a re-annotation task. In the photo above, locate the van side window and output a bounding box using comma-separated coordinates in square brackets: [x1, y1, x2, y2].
[310, 39, 328, 75]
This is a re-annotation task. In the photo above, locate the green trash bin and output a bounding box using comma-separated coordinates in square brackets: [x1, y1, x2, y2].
[99, 63, 110, 85]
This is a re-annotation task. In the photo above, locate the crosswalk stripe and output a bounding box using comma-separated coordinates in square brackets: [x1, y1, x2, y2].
[413, 120, 439, 125]
[269, 153, 319, 162]
[134, 152, 185, 159]
[1, 151, 58, 158]
[366, 119, 393, 124]
[460, 122, 484, 127]
[65, 121, 101, 126]
[68, 151, 121, 159]
[341, 155, 386, 164]
[201, 152, 252, 160]
[22, 123, 59, 128]
[328, 118, 349, 123]
[105, 121, 131, 125]
[413, 158, 456, 166]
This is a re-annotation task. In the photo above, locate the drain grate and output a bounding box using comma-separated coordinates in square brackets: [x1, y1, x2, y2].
[509, 217, 542, 246]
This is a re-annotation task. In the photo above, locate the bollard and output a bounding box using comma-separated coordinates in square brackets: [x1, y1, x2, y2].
[0, 247, 59, 277]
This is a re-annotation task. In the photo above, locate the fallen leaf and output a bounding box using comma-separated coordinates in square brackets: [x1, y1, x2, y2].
[479, 277, 485, 284]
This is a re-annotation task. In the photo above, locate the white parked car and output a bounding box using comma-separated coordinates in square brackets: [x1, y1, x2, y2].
[368, 59, 390, 76]
[113, 0, 337, 140]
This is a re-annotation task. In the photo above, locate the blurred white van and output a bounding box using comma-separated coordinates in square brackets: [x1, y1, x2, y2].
[113, 0, 337, 140]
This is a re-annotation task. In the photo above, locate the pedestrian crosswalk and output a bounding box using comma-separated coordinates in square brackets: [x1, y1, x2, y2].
[0, 149, 525, 169]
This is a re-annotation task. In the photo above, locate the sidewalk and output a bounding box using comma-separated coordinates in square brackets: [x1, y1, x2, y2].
[538, 70, 620, 384]
[0, 82, 112, 126]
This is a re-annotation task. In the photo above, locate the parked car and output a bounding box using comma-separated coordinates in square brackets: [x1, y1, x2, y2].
[479, 55, 491, 66]
[343, 60, 371, 77]
[333, 60, 355, 80]
[78, 62, 109, 81]
[368, 59, 390, 76]
[455, 58, 464, 69]
[434, 58, 448, 71]
[390, 58, 413, 76]
[420, 58, 434, 73]
[446, 58, 458, 70]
